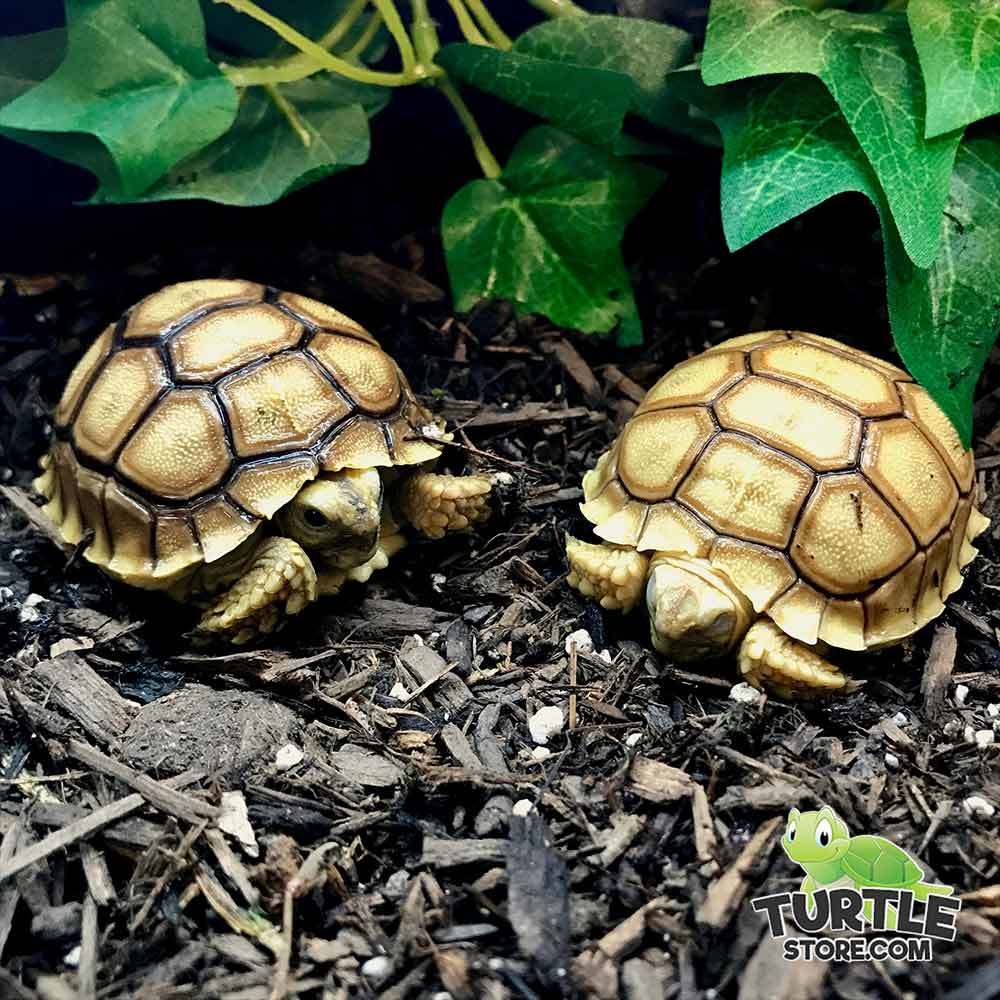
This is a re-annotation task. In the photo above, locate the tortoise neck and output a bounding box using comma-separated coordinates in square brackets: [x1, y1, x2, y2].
[799, 859, 845, 885]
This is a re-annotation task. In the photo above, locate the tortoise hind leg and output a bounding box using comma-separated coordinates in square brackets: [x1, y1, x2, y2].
[194, 536, 317, 644]
[398, 472, 491, 539]
[738, 620, 851, 700]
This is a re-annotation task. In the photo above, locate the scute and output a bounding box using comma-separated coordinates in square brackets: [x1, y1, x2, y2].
[228, 455, 318, 518]
[319, 417, 392, 472]
[219, 353, 351, 457]
[73, 347, 169, 463]
[170, 303, 302, 381]
[899, 382, 974, 491]
[278, 291, 377, 343]
[55, 326, 113, 427]
[309, 333, 402, 414]
[635, 501, 716, 556]
[791, 473, 915, 595]
[117, 389, 231, 500]
[710, 539, 795, 612]
[677, 434, 814, 547]
[125, 279, 264, 339]
[638, 351, 744, 411]
[193, 498, 258, 563]
[618, 406, 714, 501]
[864, 551, 925, 646]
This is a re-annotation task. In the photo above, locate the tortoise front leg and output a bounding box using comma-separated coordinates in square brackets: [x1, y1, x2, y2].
[738, 620, 850, 700]
[194, 536, 317, 644]
[564, 535, 648, 611]
[398, 472, 491, 539]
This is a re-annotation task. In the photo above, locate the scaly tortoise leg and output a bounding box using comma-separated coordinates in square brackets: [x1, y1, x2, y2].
[194, 537, 317, 645]
[564, 535, 648, 612]
[399, 472, 491, 540]
[738, 620, 851, 700]
[316, 513, 408, 596]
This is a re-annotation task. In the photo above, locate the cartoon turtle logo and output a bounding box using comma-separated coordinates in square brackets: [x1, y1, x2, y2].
[782, 807, 951, 927]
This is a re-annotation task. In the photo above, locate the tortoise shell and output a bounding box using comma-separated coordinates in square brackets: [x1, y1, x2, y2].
[582, 331, 989, 650]
[35, 279, 441, 586]
[841, 836, 923, 888]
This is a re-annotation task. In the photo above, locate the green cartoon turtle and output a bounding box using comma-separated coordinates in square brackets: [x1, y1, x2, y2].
[782, 807, 951, 928]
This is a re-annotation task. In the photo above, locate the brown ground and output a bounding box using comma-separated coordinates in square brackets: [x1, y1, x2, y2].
[1, 165, 999, 1000]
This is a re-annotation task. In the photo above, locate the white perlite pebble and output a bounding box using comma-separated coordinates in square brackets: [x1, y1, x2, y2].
[989, 704, 1000, 718]
[976, 729, 995, 748]
[512, 799, 534, 817]
[885, 753, 900, 769]
[528, 706, 564, 745]
[361, 956, 392, 980]
[19, 593, 46, 624]
[729, 682, 762, 706]
[388, 681, 410, 701]
[274, 744, 304, 771]
[64, 945, 81, 968]
[565, 629, 594, 655]
[965, 725, 976, 744]
[955, 684, 970, 706]
[626, 733, 642, 748]
[599, 649, 613, 663]
[892, 712, 909, 727]
[384, 870, 410, 898]
[963, 795, 996, 818]
[532, 746, 552, 761]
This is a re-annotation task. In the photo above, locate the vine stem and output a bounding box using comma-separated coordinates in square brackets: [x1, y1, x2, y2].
[448, 0, 492, 46]
[264, 83, 312, 147]
[525, 0, 587, 17]
[342, 11, 383, 60]
[214, 0, 438, 87]
[465, 0, 513, 48]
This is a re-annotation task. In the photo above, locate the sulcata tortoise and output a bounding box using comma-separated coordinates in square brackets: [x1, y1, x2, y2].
[566, 331, 989, 698]
[35, 279, 491, 643]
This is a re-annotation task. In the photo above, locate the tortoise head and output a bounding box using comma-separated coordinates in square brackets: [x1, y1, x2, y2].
[645, 555, 754, 661]
[277, 468, 383, 569]
[782, 807, 850, 865]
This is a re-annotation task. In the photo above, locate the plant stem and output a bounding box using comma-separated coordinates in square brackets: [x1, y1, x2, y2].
[342, 12, 383, 61]
[370, 0, 418, 75]
[525, 0, 587, 17]
[464, 0, 513, 49]
[214, 0, 436, 87]
[448, 0, 492, 46]
[265, 84, 312, 147]
[411, 0, 502, 179]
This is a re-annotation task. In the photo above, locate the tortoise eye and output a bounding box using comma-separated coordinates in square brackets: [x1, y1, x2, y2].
[303, 507, 327, 528]
[815, 817, 832, 847]
[787, 821, 797, 843]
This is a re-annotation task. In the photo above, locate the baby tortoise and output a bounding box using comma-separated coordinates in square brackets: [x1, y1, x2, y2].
[36, 279, 491, 642]
[566, 331, 988, 698]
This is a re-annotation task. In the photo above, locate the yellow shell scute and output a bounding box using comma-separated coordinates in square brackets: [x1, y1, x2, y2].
[125, 279, 263, 339]
[618, 406, 714, 501]
[278, 291, 376, 342]
[861, 418, 957, 546]
[73, 347, 169, 463]
[706, 331, 789, 353]
[716, 376, 862, 471]
[864, 551, 926, 646]
[792, 473, 915, 594]
[103, 482, 154, 583]
[636, 501, 716, 556]
[219, 353, 351, 457]
[117, 389, 230, 500]
[319, 418, 392, 472]
[818, 599, 866, 651]
[767, 580, 826, 645]
[899, 382, 974, 492]
[710, 538, 795, 612]
[153, 515, 202, 580]
[228, 455, 318, 518]
[55, 325, 113, 428]
[170, 303, 302, 381]
[638, 351, 744, 411]
[751, 340, 901, 417]
[309, 333, 402, 414]
[595, 500, 647, 546]
[677, 433, 814, 547]
[193, 498, 258, 563]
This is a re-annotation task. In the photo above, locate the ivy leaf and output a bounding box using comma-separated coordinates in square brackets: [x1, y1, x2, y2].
[0, 0, 238, 198]
[702, 0, 962, 268]
[908, 0, 1000, 137]
[442, 126, 663, 345]
[95, 76, 387, 206]
[684, 68, 1000, 444]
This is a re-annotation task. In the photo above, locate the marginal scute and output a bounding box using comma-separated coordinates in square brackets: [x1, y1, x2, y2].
[818, 599, 866, 651]
[193, 499, 258, 563]
[103, 482, 154, 582]
[916, 532, 951, 624]
[154, 515, 202, 580]
[228, 456, 318, 518]
[715, 376, 862, 471]
[319, 418, 392, 471]
[943, 500, 971, 598]
[76, 466, 111, 564]
[125, 279, 263, 339]
[117, 389, 230, 500]
[636, 501, 716, 556]
[791, 473, 915, 595]
[55, 326, 113, 427]
[898, 382, 974, 492]
[706, 331, 789, 353]
[861, 418, 957, 546]
[170, 304, 302, 381]
[580, 479, 629, 526]
[595, 500, 647, 546]
[677, 433, 814, 547]
[52, 443, 84, 545]
[619, 406, 714, 501]
[220, 353, 351, 456]
[638, 351, 744, 411]
[387, 415, 442, 465]
[583, 449, 617, 502]
[864, 552, 926, 646]
[278, 291, 376, 343]
[73, 347, 169, 463]
[710, 539, 796, 612]
[767, 580, 826, 645]
[798, 332, 912, 380]
[309, 333, 402, 413]
[751, 340, 902, 417]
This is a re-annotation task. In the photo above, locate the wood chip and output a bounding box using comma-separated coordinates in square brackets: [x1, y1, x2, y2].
[542, 338, 601, 401]
[79, 842, 116, 907]
[0, 484, 73, 554]
[440, 723, 482, 770]
[628, 756, 695, 802]
[691, 784, 718, 868]
[595, 812, 646, 868]
[738, 933, 827, 999]
[922, 623, 957, 720]
[399, 640, 472, 713]
[78, 893, 98, 1000]
[601, 364, 646, 404]
[421, 837, 507, 868]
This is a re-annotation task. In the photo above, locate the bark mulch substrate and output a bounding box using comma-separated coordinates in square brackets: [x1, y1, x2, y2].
[2, 237, 1000, 1000]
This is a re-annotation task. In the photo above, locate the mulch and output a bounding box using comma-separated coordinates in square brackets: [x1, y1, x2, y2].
[1, 211, 1000, 1000]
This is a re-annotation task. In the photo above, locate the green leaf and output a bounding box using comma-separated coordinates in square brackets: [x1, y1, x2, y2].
[95, 76, 387, 206]
[442, 126, 663, 346]
[886, 138, 1000, 445]
[702, 0, 963, 268]
[0, 0, 238, 197]
[908, 0, 1000, 137]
